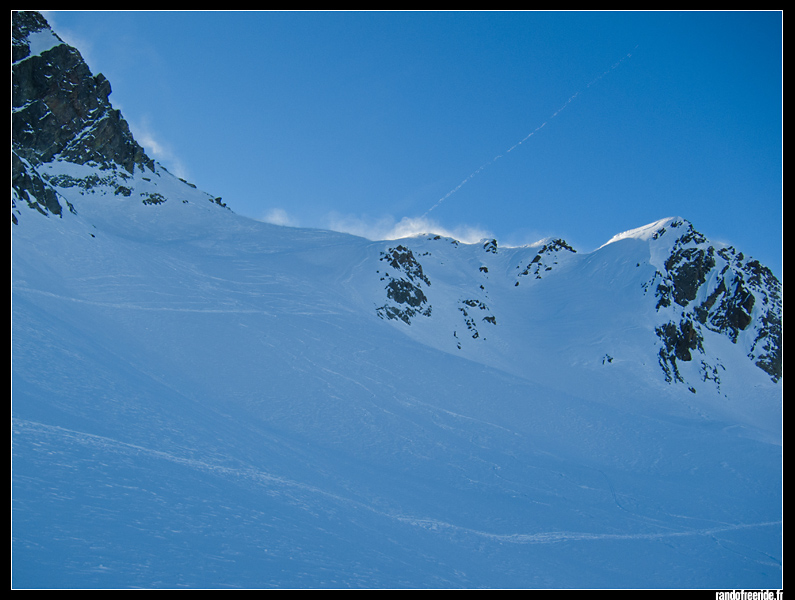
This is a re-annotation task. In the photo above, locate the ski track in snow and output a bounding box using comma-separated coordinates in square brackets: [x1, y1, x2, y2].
[14, 418, 780, 548]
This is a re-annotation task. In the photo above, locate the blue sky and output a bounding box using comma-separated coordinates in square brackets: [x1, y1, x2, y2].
[45, 11, 782, 278]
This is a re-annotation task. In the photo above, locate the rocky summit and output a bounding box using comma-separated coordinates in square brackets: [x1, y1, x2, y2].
[12, 12, 152, 218]
[647, 219, 782, 385]
[11, 11, 782, 590]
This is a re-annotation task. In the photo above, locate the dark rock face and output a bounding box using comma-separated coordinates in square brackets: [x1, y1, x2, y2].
[650, 219, 782, 383]
[11, 152, 69, 219]
[385, 279, 428, 309]
[656, 318, 705, 386]
[380, 246, 431, 287]
[374, 240, 498, 349]
[12, 11, 153, 173]
[376, 246, 432, 325]
[516, 238, 576, 282]
[660, 246, 715, 308]
[12, 11, 155, 219]
[456, 298, 496, 345]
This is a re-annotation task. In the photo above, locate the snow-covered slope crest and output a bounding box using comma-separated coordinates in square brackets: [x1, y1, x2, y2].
[360, 216, 781, 404]
[602, 216, 680, 246]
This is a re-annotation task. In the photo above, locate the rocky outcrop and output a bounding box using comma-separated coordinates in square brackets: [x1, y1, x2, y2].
[455, 298, 496, 347]
[656, 318, 705, 389]
[649, 219, 782, 384]
[516, 238, 576, 284]
[12, 11, 154, 174]
[11, 151, 70, 219]
[12, 11, 157, 220]
[376, 246, 432, 325]
[482, 238, 498, 254]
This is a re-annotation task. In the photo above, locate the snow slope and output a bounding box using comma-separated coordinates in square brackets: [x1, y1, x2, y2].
[11, 166, 782, 588]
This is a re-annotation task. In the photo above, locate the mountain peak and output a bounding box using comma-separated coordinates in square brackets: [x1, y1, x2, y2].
[601, 216, 687, 246]
[13, 11, 153, 175]
[11, 11, 233, 225]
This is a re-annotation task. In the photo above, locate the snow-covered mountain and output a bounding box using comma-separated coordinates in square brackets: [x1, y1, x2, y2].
[12, 12, 782, 589]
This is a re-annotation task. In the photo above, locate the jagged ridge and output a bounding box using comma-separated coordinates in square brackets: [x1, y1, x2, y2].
[368, 218, 781, 393]
[646, 219, 782, 384]
[11, 11, 231, 226]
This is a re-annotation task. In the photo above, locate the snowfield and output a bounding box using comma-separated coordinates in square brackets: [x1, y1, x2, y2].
[11, 163, 782, 588]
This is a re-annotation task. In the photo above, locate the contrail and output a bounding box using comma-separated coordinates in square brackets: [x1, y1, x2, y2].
[422, 46, 638, 218]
